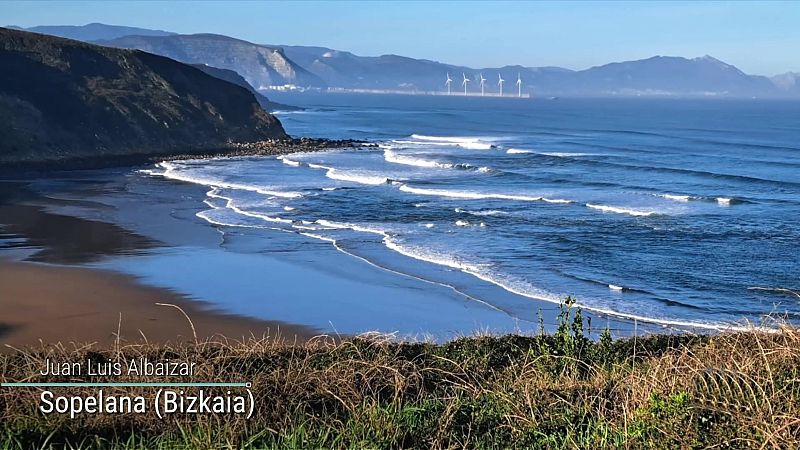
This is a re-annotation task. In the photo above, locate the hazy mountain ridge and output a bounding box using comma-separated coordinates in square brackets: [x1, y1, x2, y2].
[0, 27, 286, 166]
[94, 33, 325, 90]
[7, 22, 174, 41]
[282, 45, 790, 98]
[11, 23, 798, 98]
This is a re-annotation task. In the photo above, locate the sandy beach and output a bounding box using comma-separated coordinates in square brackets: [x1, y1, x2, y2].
[0, 259, 319, 349]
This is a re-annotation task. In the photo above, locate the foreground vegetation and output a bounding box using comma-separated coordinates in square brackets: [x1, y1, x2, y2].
[1, 303, 799, 449]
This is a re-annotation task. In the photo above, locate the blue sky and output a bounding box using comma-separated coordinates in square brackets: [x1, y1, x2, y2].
[4, 1, 799, 75]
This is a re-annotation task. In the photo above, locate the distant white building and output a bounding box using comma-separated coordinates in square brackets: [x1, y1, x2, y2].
[262, 84, 303, 92]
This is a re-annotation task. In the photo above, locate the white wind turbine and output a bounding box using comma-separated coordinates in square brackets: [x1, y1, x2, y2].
[498, 73, 505, 96]
[445, 73, 453, 95]
[462, 73, 470, 96]
[516, 72, 522, 98]
[479, 73, 487, 96]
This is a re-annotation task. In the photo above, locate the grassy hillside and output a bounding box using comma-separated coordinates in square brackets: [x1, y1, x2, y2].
[1, 303, 797, 449]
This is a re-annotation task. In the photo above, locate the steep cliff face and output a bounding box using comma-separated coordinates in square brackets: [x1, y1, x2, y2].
[189, 64, 300, 111]
[0, 28, 287, 166]
[97, 34, 325, 89]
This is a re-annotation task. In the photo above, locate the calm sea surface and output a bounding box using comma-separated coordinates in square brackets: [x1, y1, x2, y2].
[145, 95, 800, 331]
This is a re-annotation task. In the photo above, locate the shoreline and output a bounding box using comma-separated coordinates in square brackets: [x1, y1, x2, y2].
[0, 137, 374, 173]
[0, 259, 321, 350]
[0, 173, 563, 341]
[0, 168, 701, 340]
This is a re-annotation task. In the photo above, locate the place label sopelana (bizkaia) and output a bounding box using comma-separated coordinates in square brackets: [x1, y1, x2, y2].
[39, 389, 253, 419]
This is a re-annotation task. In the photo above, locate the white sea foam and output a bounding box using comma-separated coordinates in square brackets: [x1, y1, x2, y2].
[609, 284, 624, 291]
[326, 169, 390, 185]
[383, 149, 453, 169]
[196, 210, 267, 229]
[399, 185, 573, 204]
[195, 189, 292, 232]
[717, 197, 732, 206]
[461, 209, 507, 217]
[314, 219, 390, 237]
[304, 162, 391, 185]
[660, 194, 692, 202]
[585, 203, 658, 217]
[298, 232, 337, 244]
[208, 191, 294, 225]
[283, 206, 295, 211]
[150, 162, 303, 198]
[278, 156, 302, 167]
[506, 148, 534, 154]
[385, 149, 492, 173]
[400, 134, 495, 150]
[455, 220, 470, 227]
[540, 152, 589, 157]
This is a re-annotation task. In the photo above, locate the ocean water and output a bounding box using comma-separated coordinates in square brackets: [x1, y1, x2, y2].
[144, 95, 800, 331]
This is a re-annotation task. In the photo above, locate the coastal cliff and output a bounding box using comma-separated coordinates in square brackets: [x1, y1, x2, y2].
[0, 27, 288, 167]
[189, 63, 300, 112]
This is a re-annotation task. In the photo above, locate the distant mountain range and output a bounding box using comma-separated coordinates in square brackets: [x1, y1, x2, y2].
[6, 22, 174, 41]
[10, 23, 800, 99]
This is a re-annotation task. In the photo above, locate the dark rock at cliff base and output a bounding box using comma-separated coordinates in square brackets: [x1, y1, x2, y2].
[0, 27, 288, 166]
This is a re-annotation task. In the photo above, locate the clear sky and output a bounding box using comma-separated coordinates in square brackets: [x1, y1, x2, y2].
[4, 1, 799, 75]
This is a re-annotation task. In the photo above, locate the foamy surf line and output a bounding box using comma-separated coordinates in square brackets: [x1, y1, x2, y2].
[383, 149, 491, 172]
[194, 185, 757, 333]
[379, 233, 752, 332]
[288, 214, 753, 333]
[658, 193, 740, 206]
[304, 163, 392, 185]
[398, 185, 573, 204]
[277, 155, 302, 167]
[585, 203, 658, 217]
[383, 149, 453, 169]
[205, 189, 293, 224]
[391, 134, 498, 150]
[143, 161, 304, 198]
[295, 230, 508, 315]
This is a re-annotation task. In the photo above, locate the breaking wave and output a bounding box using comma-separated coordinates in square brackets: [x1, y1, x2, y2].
[306, 163, 392, 185]
[399, 185, 573, 204]
[144, 162, 303, 198]
[585, 203, 659, 217]
[391, 134, 496, 150]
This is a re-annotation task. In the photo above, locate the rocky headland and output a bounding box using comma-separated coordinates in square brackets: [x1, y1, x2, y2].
[0, 27, 352, 171]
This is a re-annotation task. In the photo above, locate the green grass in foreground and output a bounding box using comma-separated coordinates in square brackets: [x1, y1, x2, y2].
[1, 300, 799, 449]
